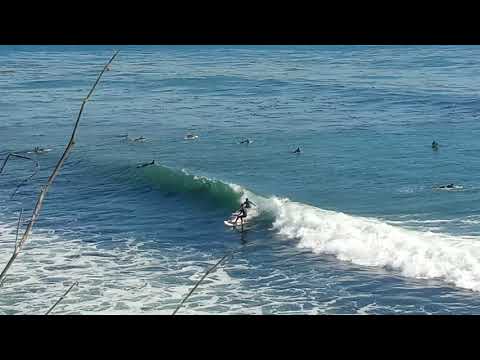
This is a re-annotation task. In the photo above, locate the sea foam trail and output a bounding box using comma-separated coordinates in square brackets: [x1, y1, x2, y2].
[138, 165, 480, 292]
[229, 186, 480, 292]
[0, 220, 250, 314]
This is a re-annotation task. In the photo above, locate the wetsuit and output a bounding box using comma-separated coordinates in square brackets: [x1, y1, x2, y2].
[234, 206, 247, 224]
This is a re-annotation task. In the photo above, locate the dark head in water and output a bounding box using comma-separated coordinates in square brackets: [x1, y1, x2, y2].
[33, 146, 48, 154]
[137, 160, 155, 168]
[293, 147, 301, 153]
[432, 141, 439, 150]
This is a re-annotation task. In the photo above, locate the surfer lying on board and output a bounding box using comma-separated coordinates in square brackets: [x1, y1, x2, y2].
[136, 160, 155, 168]
[434, 183, 464, 190]
[33, 146, 50, 154]
[436, 183, 462, 190]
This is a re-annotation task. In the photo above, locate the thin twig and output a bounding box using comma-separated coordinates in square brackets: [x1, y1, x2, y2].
[0, 209, 23, 288]
[172, 235, 258, 315]
[11, 160, 40, 200]
[14, 208, 23, 253]
[172, 253, 232, 315]
[0, 153, 40, 198]
[0, 50, 119, 285]
[0, 153, 36, 174]
[45, 281, 79, 315]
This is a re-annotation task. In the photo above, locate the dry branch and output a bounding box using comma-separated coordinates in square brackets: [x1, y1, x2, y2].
[172, 239, 258, 315]
[45, 281, 79, 315]
[172, 253, 232, 315]
[0, 50, 119, 285]
[0, 209, 23, 288]
[14, 208, 23, 253]
[0, 153, 36, 173]
[0, 153, 40, 199]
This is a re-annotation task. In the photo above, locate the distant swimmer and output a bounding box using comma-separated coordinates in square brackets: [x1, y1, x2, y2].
[240, 138, 253, 144]
[432, 141, 439, 150]
[136, 160, 155, 168]
[184, 133, 199, 140]
[133, 136, 146, 142]
[439, 183, 455, 189]
[435, 183, 463, 190]
[33, 146, 50, 154]
[292, 147, 301, 154]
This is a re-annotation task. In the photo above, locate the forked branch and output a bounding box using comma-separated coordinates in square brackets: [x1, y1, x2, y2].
[0, 153, 40, 199]
[0, 50, 119, 286]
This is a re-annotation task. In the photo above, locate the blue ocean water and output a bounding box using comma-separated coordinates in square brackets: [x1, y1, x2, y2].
[2, 45, 480, 314]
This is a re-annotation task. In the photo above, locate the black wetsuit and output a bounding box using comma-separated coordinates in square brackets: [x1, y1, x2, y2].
[244, 200, 255, 209]
[439, 184, 455, 189]
[234, 206, 247, 223]
[137, 161, 155, 168]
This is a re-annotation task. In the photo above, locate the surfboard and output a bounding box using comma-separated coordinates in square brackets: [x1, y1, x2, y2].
[436, 185, 464, 191]
[224, 219, 248, 227]
[28, 148, 52, 154]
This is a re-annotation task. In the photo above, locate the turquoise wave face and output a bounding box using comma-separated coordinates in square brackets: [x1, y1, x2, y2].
[4, 46, 480, 314]
[140, 165, 243, 210]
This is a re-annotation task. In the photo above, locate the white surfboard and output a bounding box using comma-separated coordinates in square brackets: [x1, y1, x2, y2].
[28, 148, 52, 154]
[224, 218, 248, 227]
[434, 185, 464, 191]
[184, 135, 198, 140]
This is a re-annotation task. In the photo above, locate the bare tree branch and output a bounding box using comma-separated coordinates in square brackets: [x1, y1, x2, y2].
[0, 50, 119, 285]
[14, 208, 23, 253]
[0, 153, 36, 174]
[45, 281, 79, 315]
[10, 160, 40, 200]
[172, 238, 258, 316]
[0, 209, 23, 288]
[0, 153, 40, 199]
[172, 252, 232, 315]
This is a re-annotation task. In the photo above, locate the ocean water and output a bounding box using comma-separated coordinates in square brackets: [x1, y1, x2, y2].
[2, 45, 480, 314]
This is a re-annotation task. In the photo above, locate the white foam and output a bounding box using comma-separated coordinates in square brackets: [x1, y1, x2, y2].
[226, 183, 480, 293]
[0, 220, 253, 315]
[1, 211, 336, 314]
[267, 197, 480, 292]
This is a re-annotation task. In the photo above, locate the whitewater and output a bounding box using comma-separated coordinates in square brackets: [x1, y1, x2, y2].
[142, 164, 480, 293]
[3, 45, 480, 314]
